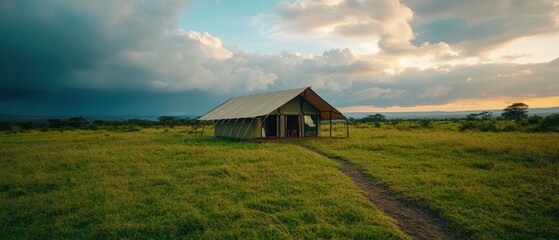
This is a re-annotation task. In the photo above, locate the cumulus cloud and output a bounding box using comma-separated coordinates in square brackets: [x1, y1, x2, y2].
[275, 0, 449, 54]
[232, 67, 278, 92]
[406, 0, 559, 55]
[266, 0, 559, 60]
[253, 0, 466, 76]
[322, 48, 359, 65]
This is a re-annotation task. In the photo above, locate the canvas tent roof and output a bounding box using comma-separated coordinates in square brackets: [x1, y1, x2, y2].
[199, 87, 346, 121]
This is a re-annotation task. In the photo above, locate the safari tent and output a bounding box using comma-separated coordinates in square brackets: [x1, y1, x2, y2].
[198, 87, 348, 140]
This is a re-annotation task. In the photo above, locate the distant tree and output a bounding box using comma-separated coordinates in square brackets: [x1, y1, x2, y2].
[466, 111, 492, 121]
[466, 113, 479, 121]
[527, 115, 543, 125]
[19, 121, 36, 130]
[501, 103, 528, 121]
[479, 111, 493, 120]
[362, 113, 386, 122]
[158, 116, 177, 127]
[127, 118, 158, 127]
[0, 121, 14, 132]
[543, 114, 559, 125]
[47, 119, 65, 129]
[93, 120, 106, 125]
[67, 117, 88, 128]
[179, 118, 197, 126]
[540, 114, 559, 131]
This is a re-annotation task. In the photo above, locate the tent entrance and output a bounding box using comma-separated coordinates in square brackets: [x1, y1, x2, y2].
[265, 115, 278, 138]
[285, 115, 300, 137]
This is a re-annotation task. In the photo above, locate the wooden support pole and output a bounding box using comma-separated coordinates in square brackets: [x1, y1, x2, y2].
[200, 122, 207, 137]
[298, 114, 302, 138]
[300, 92, 306, 138]
[265, 116, 269, 139]
[277, 111, 280, 138]
[329, 111, 332, 137]
[346, 119, 350, 138]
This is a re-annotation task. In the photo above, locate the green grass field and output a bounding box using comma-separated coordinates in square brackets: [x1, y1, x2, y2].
[1, 123, 558, 239]
[309, 123, 559, 239]
[0, 128, 404, 239]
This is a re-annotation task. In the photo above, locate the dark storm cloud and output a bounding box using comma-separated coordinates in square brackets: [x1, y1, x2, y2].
[0, 87, 227, 116]
[0, 0, 186, 87]
[0, 0, 268, 115]
[0, 0, 286, 115]
[0, 0, 205, 115]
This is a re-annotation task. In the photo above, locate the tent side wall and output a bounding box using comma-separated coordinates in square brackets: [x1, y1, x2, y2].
[214, 118, 260, 139]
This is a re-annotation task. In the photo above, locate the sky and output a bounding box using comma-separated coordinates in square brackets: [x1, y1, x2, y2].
[1, 0, 558, 116]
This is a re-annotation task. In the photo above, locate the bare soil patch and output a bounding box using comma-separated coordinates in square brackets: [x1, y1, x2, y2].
[301, 145, 457, 240]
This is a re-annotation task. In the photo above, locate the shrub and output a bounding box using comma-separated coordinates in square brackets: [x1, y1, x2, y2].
[459, 121, 497, 132]
[459, 121, 477, 131]
[67, 117, 88, 128]
[120, 126, 141, 132]
[93, 120, 106, 125]
[419, 119, 432, 128]
[528, 115, 543, 125]
[502, 123, 521, 132]
[477, 121, 497, 132]
[543, 114, 559, 126]
[0, 122, 14, 132]
[18, 121, 36, 130]
[536, 114, 559, 132]
[47, 119, 66, 129]
[395, 123, 410, 131]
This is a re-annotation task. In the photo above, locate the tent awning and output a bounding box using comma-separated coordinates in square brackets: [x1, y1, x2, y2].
[199, 87, 346, 121]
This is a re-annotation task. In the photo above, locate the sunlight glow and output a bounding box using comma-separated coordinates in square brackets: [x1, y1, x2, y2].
[339, 96, 559, 113]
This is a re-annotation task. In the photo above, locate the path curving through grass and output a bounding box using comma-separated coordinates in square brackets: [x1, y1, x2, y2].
[301, 145, 457, 240]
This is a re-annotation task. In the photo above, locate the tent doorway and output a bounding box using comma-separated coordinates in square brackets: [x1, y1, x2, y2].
[266, 115, 278, 138]
[285, 115, 300, 137]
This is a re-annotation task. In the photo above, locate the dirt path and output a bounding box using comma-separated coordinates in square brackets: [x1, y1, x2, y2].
[301, 145, 457, 240]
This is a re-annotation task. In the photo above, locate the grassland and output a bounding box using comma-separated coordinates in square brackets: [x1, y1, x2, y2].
[0, 127, 405, 239]
[2, 122, 558, 239]
[307, 122, 559, 239]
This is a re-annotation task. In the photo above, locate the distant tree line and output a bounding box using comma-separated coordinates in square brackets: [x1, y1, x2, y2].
[458, 103, 559, 132]
[0, 116, 200, 133]
[353, 103, 559, 132]
[2, 103, 558, 133]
